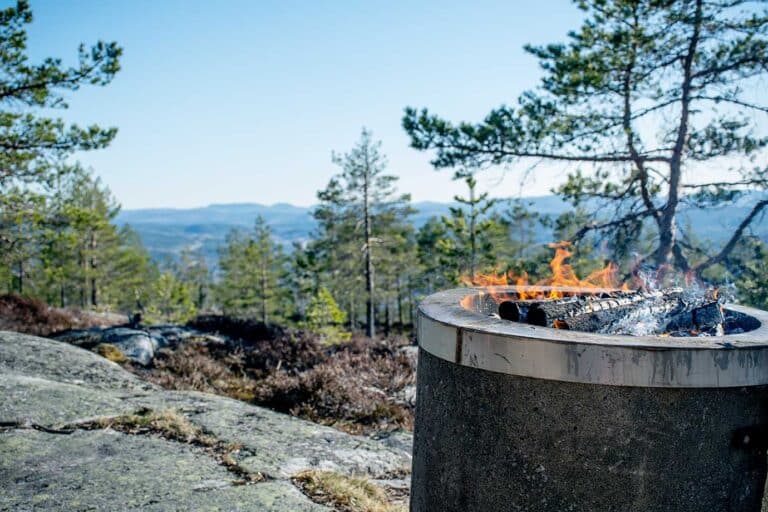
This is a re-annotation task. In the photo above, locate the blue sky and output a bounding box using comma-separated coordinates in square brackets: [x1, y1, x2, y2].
[26, 0, 583, 209]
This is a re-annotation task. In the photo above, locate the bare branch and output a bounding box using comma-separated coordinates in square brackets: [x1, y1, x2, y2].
[694, 199, 768, 272]
[571, 209, 655, 242]
[693, 95, 768, 114]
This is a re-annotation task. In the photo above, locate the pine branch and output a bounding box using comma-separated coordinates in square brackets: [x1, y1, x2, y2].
[695, 199, 768, 272]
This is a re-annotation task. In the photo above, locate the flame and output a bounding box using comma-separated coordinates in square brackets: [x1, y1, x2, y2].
[463, 241, 626, 302]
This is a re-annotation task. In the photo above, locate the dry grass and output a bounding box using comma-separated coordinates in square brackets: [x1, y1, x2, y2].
[292, 470, 405, 512]
[76, 408, 264, 483]
[82, 408, 219, 446]
[94, 343, 128, 363]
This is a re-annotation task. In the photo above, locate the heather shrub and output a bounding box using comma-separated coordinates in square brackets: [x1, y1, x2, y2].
[0, 294, 123, 336]
[252, 339, 415, 432]
[128, 316, 416, 434]
[135, 341, 257, 401]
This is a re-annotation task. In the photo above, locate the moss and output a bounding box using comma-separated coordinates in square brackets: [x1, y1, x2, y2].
[94, 343, 128, 364]
[292, 470, 404, 512]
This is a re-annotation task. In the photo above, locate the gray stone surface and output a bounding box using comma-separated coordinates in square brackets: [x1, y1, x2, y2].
[54, 326, 171, 366]
[411, 348, 768, 512]
[0, 331, 154, 392]
[0, 330, 413, 511]
[0, 430, 325, 512]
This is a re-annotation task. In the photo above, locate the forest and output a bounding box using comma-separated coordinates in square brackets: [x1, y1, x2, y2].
[1, 0, 767, 341]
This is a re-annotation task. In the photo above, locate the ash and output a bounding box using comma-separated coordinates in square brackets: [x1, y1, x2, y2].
[497, 285, 733, 337]
[610, 285, 727, 336]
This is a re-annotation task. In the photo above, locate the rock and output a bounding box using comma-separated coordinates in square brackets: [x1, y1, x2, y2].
[0, 331, 153, 392]
[1, 429, 327, 512]
[0, 330, 413, 511]
[54, 324, 227, 365]
[54, 326, 168, 366]
[102, 328, 166, 365]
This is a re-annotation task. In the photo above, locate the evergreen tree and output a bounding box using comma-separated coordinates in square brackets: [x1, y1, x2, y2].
[416, 216, 454, 294]
[314, 128, 413, 337]
[404, 0, 768, 274]
[504, 199, 551, 259]
[174, 248, 211, 311]
[146, 272, 196, 324]
[0, 166, 156, 311]
[0, 189, 44, 293]
[217, 216, 290, 323]
[106, 225, 156, 313]
[0, 1, 121, 189]
[301, 287, 351, 345]
[440, 172, 504, 281]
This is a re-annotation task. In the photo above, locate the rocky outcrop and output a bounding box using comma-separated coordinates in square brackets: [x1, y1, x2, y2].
[0, 331, 412, 511]
[53, 324, 226, 365]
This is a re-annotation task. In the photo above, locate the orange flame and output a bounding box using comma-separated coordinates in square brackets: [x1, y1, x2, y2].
[462, 241, 628, 302]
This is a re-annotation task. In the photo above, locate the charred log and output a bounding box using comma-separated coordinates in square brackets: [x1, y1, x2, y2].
[497, 301, 521, 322]
[526, 289, 683, 328]
[664, 299, 725, 335]
[497, 299, 546, 322]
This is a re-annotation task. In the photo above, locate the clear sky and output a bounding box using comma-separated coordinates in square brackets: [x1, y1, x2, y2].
[25, 0, 586, 209]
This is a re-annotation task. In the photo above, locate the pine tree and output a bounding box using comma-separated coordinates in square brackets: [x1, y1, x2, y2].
[174, 248, 211, 310]
[217, 216, 290, 323]
[4, 166, 156, 312]
[146, 272, 196, 324]
[504, 199, 551, 260]
[0, 1, 121, 190]
[302, 287, 351, 345]
[404, 0, 768, 274]
[416, 217, 454, 295]
[440, 172, 504, 281]
[314, 128, 414, 337]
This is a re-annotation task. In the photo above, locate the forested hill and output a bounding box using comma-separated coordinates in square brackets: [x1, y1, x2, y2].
[117, 193, 768, 264]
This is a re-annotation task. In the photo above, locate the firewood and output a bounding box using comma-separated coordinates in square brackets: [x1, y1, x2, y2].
[497, 299, 550, 322]
[525, 289, 683, 328]
[663, 299, 725, 334]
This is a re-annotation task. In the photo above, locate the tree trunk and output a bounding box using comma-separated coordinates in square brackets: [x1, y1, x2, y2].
[363, 166, 375, 337]
[79, 249, 86, 309]
[469, 180, 477, 279]
[260, 257, 268, 324]
[89, 232, 98, 307]
[385, 302, 391, 337]
[17, 260, 23, 294]
[397, 278, 404, 326]
[656, 0, 702, 268]
[408, 276, 415, 327]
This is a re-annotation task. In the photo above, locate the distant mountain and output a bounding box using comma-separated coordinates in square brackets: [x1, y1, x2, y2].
[116, 193, 768, 265]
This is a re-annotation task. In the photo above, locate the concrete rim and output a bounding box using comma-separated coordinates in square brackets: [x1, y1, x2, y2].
[417, 287, 768, 388]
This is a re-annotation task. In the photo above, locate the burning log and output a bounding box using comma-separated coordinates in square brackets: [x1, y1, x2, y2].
[498, 286, 728, 336]
[525, 288, 684, 328]
[497, 301, 522, 322]
[664, 297, 725, 335]
[496, 298, 565, 322]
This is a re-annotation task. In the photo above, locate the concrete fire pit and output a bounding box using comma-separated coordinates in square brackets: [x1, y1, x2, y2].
[411, 287, 768, 512]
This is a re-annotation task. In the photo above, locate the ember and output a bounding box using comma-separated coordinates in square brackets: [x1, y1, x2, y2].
[466, 242, 731, 337]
